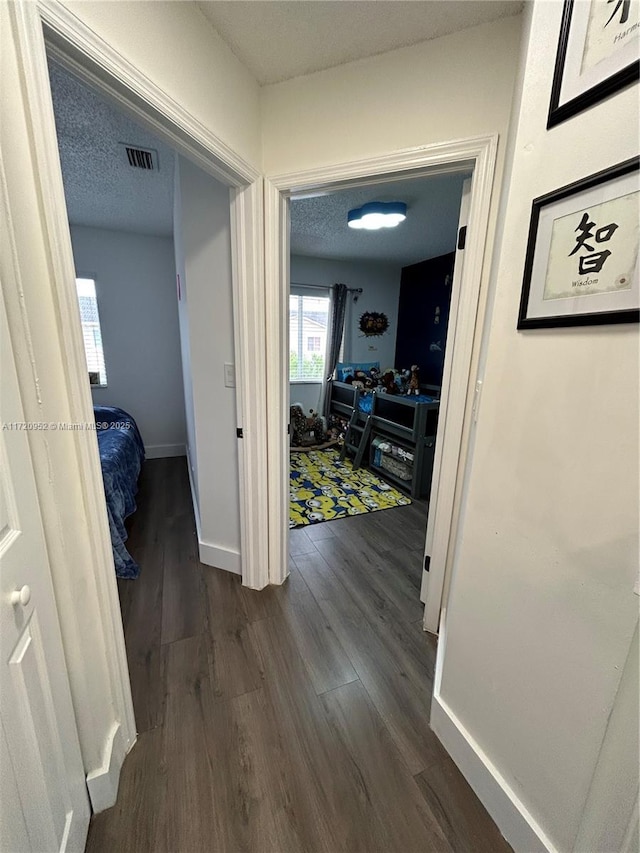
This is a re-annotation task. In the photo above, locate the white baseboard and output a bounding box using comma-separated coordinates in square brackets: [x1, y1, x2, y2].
[144, 443, 186, 459]
[198, 539, 241, 575]
[430, 694, 557, 853]
[185, 447, 241, 575]
[86, 721, 131, 813]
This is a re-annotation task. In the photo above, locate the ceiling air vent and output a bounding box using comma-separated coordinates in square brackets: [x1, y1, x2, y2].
[121, 144, 158, 171]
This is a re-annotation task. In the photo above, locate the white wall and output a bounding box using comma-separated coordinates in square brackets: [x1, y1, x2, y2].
[262, 15, 522, 176]
[62, 1, 261, 169]
[70, 226, 186, 458]
[436, 2, 639, 852]
[290, 254, 402, 410]
[175, 156, 241, 573]
[266, 14, 523, 464]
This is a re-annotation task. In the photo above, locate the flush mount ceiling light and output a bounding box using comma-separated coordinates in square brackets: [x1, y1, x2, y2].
[347, 201, 407, 230]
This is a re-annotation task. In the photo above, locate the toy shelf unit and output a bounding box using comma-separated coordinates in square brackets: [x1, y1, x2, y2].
[328, 381, 439, 499]
[368, 394, 438, 499]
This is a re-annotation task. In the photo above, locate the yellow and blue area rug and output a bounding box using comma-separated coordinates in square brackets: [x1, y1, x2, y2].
[290, 449, 411, 528]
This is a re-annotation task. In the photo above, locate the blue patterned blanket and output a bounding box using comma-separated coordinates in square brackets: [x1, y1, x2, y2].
[94, 406, 145, 579]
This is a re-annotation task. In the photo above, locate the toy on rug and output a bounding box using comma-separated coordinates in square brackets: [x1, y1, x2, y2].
[290, 404, 328, 447]
[327, 413, 348, 442]
[381, 370, 398, 394]
[407, 364, 420, 395]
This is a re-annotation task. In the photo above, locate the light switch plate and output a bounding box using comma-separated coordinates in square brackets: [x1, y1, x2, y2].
[224, 363, 235, 388]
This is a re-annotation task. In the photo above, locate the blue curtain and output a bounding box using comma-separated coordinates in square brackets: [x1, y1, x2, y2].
[320, 283, 348, 419]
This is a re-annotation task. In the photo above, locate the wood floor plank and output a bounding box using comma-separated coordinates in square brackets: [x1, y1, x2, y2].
[85, 727, 165, 853]
[313, 535, 436, 682]
[161, 511, 205, 645]
[239, 577, 283, 623]
[200, 685, 321, 853]
[294, 548, 445, 775]
[316, 527, 425, 624]
[90, 458, 511, 853]
[414, 759, 513, 853]
[202, 567, 263, 702]
[289, 526, 317, 556]
[278, 586, 358, 695]
[303, 521, 336, 542]
[321, 680, 453, 852]
[120, 539, 165, 732]
[156, 636, 217, 853]
[249, 616, 387, 852]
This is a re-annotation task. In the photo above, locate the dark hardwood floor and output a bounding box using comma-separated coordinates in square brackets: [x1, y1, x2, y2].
[87, 457, 511, 853]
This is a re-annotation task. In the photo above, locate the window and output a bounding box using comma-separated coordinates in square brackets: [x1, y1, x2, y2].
[289, 293, 329, 381]
[75, 278, 107, 386]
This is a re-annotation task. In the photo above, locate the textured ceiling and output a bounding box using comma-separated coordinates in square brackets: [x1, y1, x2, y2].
[48, 61, 174, 237]
[197, 0, 523, 85]
[290, 172, 469, 266]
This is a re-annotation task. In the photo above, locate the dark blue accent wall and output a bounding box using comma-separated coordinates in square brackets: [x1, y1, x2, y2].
[394, 252, 455, 387]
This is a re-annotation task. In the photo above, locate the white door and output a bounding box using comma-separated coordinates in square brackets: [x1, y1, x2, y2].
[0, 293, 91, 852]
[420, 178, 471, 629]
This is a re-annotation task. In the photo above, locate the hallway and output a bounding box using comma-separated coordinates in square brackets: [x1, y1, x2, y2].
[87, 457, 511, 852]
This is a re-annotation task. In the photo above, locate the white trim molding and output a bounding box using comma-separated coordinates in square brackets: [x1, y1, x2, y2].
[85, 722, 129, 814]
[264, 136, 498, 590]
[144, 443, 186, 459]
[230, 180, 270, 589]
[198, 542, 242, 576]
[38, 0, 259, 188]
[430, 610, 556, 853]
[430, 698, 556, 853]
[264, 178, 291, 585]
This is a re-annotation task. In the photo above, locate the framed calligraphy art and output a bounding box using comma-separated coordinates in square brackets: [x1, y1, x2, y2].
[518, 158, 639, 329]
[548, 0, 640, 128]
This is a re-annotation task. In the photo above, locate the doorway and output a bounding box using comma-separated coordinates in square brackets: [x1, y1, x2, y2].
[287, 174, 469, 607]
[265, 137, 498, 633]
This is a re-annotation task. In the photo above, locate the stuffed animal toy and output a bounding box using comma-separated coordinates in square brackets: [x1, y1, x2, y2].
[407, 364, 420, 395]
[290, 403, 308, 446]
[306, 409, 327, 443]
[381, 370, 397, 394]
[289, 404, 327, 447]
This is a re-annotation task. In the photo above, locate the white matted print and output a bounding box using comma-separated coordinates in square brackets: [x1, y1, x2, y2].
[548, 0, 640, 127]
[518, 158, 639, 329]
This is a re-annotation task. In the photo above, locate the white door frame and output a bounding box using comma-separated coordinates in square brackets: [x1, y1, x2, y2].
[264, 136, 498, 610]
[38, 0, 268, 590]
[4, 0, 266, 807]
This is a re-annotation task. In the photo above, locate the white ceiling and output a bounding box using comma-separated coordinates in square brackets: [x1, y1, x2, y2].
[48, 60, 175, 237]
[197, 0, 523, 85]
[290, 172, 469, 266]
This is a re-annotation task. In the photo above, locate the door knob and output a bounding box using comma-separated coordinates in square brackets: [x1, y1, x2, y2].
[10, 585, 31, 607]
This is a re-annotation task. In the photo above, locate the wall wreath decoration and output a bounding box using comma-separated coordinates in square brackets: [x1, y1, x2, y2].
[359, 311, 389, 337]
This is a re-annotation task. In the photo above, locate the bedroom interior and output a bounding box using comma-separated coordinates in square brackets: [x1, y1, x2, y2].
[46, 58, 242, 596]
[288, 173, 468, 563]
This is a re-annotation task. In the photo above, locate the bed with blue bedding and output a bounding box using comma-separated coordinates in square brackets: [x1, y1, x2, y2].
[94, 406, 145, 579]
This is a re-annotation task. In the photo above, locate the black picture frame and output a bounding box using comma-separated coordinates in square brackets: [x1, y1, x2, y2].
[518, 157, 640, 330]
[548, 0, 640, 129]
